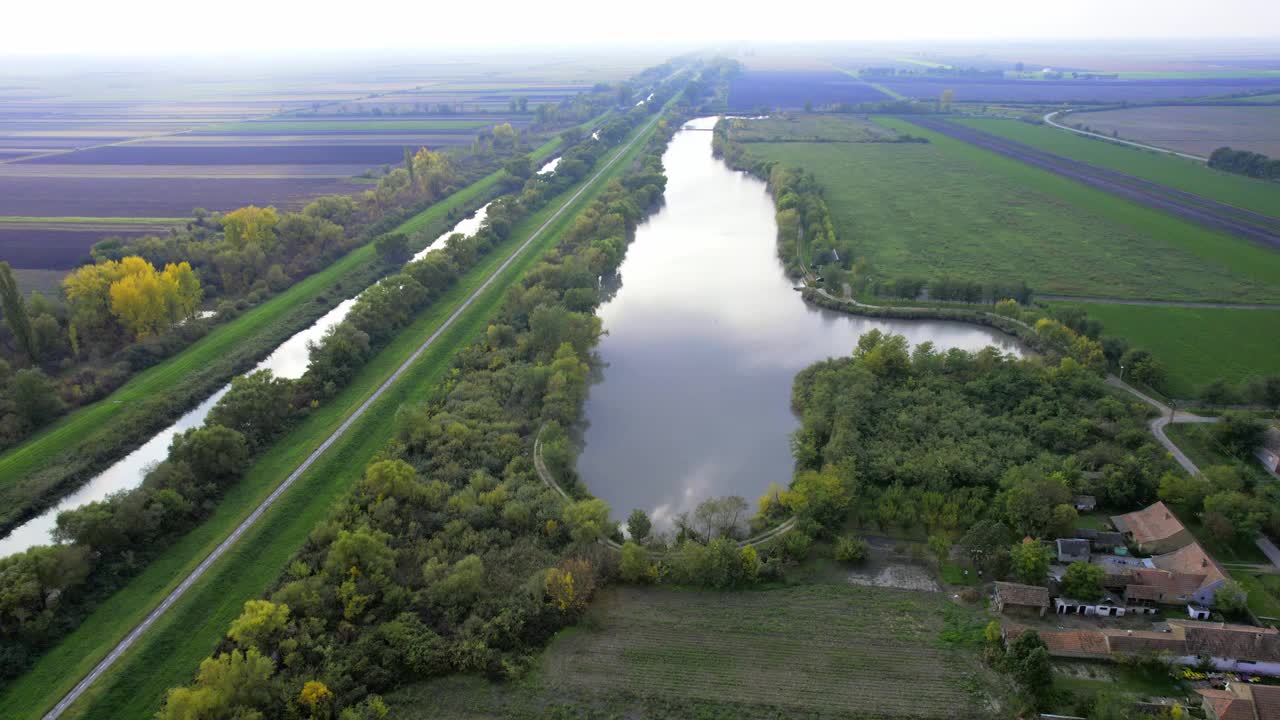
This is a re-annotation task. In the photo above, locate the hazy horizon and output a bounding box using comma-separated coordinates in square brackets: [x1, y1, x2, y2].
[7, 0, 1280, 55]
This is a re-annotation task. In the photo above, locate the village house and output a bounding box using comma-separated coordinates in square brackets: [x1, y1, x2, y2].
[1198, 682, 1280, 720]
[1112, 501, 1194, 555]
[993, 581, 1050, 617]
[1073, 495, 1097, 512]
[1006, 620, 1280, 677]
[1075, 527, 1125, 552]
[1258, 426, 1280, 477]
[1095, 542, 1232, 611]
[1057, 538, 1091, 564]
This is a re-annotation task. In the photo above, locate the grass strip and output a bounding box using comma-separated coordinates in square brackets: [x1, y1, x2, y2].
[0, 114, 657, 720]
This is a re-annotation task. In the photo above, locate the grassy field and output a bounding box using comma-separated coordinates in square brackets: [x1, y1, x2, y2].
[1234, 572, 1280, 621]
[388, 584, 997, 719]
[741, 117, 1280, 303]
[0, 134, 562, 516]
[0, 114, 658, 720]
[952, 117, 1280, 219]
[1046, 302, 1280, 397]
[729, 112, 897, 142]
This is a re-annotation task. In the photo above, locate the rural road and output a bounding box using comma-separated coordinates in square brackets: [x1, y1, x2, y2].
[1043, 110, 1208, 162]
[1105, 375, 1218, 476]
[41, 113, 662, 720]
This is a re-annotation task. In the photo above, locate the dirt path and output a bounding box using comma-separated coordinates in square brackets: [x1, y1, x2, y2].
[1105, 375, 1219, 476]
[1043, 110, 1208, 162]
[909, 118, 1280, 251]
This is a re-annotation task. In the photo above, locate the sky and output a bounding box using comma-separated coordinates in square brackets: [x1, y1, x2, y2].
[7, 0, 1280, 54]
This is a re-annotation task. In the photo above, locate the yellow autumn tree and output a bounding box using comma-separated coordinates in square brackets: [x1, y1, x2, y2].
[222, 205, 279, 249]
[161, 261, 202, 320]
[63, 259, 128, 337]
[298, 680, 332, 713]
[110, 258, 171, 339]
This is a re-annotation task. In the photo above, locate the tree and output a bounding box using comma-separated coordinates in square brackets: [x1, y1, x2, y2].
[374, 233, 410, 263]
[961, 520, 1013, 575]
[619, 541, 652, 583]
[692, 495, 749, 539]
[206, 369, 295, 448]
[626, 508, 651, 543]
[781, 469, 852, 530]
[1061, 561, 1105, 601]
[227, 599, 290, 651]
[562, 498, 610, 545]
[9, 368, 65, 428]
[1004, 630, 1053, 703]
[1158, 472, 1209, 516]
[299, 680, 332, 717]
[0, 261, 36, 361]
[927, 534, 952, 570]
[1215, 579, 1248, 616]
[1202, 491, 1266, 542]
[1009, 539, 1051, 586]
[157, 648, 275, 720]
[170, 425, 249, 486]
[1212, 411, 1266, 458]
[222, 205, 280, 249]
[433, 554, 484, 605]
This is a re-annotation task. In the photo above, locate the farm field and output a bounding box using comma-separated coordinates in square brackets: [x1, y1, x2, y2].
[728, 113, 898, 142]
[728, 70, 890, 110]
[952, 117, 1280, 219]
[1046, 302, 1280, 397]
[739, 116, 1280, 303]
[0, 114, 661, 720]
[861, 76, 1280, 103]
[388, 585, 996, 719]
[1070, 105, 1280, 157]
[0, 51, 658, 279]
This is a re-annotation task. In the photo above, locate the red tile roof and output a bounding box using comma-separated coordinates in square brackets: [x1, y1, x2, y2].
[1111, 501, 1188, 546]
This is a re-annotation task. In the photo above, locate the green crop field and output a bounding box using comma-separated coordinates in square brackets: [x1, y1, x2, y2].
[1048, 302, 1280, 397]
[951, 117, 1280, 219]
[388, 585, 996, 719]
[729, 112, 897, 142]
[202, 119, 493, 133]
[741, 117, 1280, 303]
[0, 114, 657, 720]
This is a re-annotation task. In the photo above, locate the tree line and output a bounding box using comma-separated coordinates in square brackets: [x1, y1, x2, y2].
[150, 73, 696, 719]
[1209, 146, 1280, 181]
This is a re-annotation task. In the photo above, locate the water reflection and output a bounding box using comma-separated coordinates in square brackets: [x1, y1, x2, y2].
[576, 116, 1022, 529]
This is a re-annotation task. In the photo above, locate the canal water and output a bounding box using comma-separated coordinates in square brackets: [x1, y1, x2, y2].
[575, 116, 1023, 530]
[0, 204, 493, 557]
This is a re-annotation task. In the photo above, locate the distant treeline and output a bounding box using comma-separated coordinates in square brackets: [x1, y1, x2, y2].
[873, 276, 1032, 304]
[1209, 146, 1280, 181]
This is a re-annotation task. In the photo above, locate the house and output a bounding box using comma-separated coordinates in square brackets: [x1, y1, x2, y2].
[1076, 528, 1125, 552]
[1199, 683, 1280, 720]
[1057, 538, 1091, 563]
[1150, 542, 1232, 607]
[1257, 427, 1280, 476]
[1054, 590, 1138, 617]
[1112, 501, 1194, 554]
[1073, 495, 1097, 512]
[993, 581, 1049, 617]
[1008, 620, 1280, 677]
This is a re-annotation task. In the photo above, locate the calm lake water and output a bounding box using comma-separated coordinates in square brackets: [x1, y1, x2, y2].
[575, 116, 1023, 530]
[0, 205, 490, 557]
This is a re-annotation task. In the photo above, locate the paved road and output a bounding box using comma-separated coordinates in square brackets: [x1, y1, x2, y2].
[911, 118, 1280, 251]
[1043, 110, 1207, 162]
[1036, 294, 1279, 310]
[1105, 375, 1218, 476]
[41, 113, 662, 720]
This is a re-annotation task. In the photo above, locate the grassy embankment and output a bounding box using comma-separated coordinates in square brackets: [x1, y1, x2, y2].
[951, 117, 1280, 219]
[0, 114, 660, 720]
[743, 115, 1280, 304]
[0, 135, 564, 523]
[388, 584, 994, 720]
[1046, 302, 1280, 397]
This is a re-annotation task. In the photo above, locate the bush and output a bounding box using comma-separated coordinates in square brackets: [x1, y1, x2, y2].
[834, 535, 869, 564]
